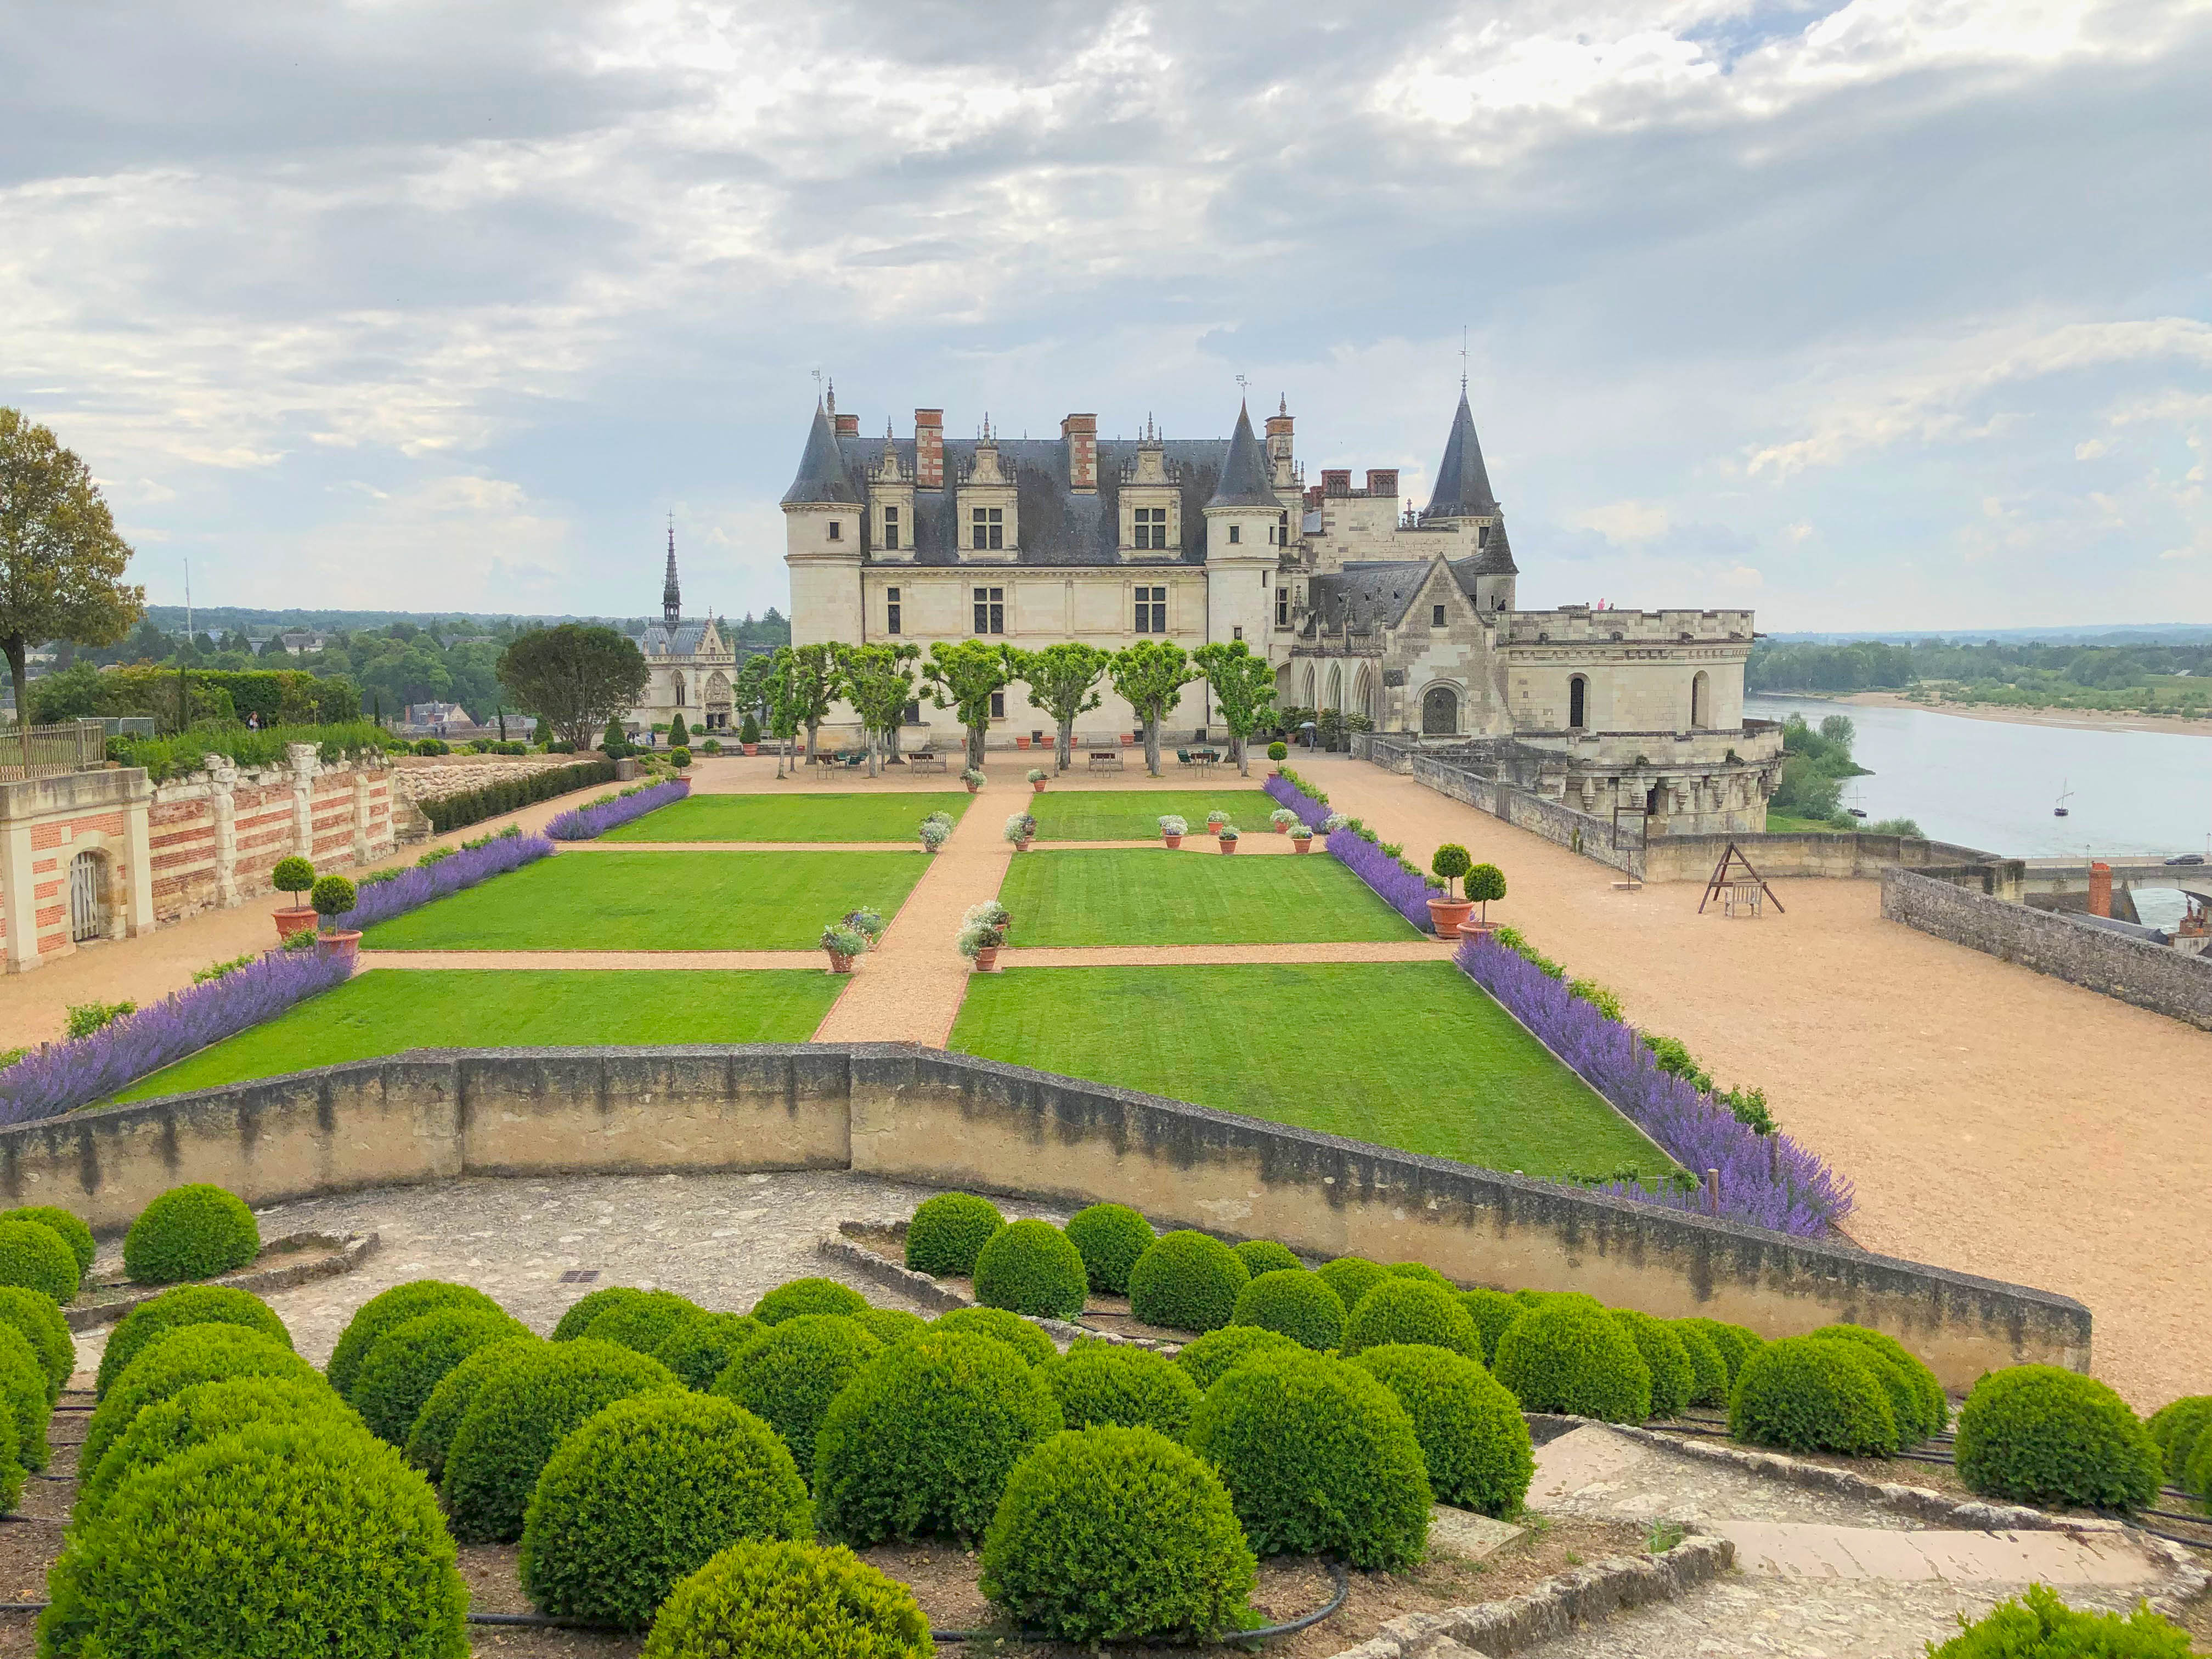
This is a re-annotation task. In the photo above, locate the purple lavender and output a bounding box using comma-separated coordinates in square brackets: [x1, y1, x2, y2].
[545, 779, 690, 842]
[341, 832, 556, 930]
[1328, 827, 1437, 933]
[0, 950, 352, 1124]
[1455, 935, 1854, 1237]
[1264, 773, 1331, 832]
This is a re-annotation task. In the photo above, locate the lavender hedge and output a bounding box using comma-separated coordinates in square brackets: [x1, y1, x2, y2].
[1263, 772, 1331, 832]
[340, 831, 555, 931]
[0, 950, 353, 1124]
[1328, 827, 1436, 934]
[546, 778, 690, 842]
[1455, 936, 1852, 1236]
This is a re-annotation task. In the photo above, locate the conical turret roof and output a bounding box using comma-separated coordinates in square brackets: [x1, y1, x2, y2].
[1425, 391, 1498, 519]
[1206, 403, 1278, 510]
[781, 402, 863, 507]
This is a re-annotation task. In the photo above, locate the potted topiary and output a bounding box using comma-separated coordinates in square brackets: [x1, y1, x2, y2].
[1267, 741, 1289, 774]
[1427, 844, 1476, 938]
[740, 713, 760, 756]
[1217, 825, 1240, 855]
[669, 746, 691, 770]
[1290, 825, 1313, 854]
[1005, 811, 1037, 851]
[1027, 767, 1049, 794]
[821, 922, 868, 974]
[270, 857, 317, 943]
[963, 767, 986, 795]
[1269, 807, 1299, 835]
[1464, 862, 1506, 938]
[920, 811, 953, 853]
[1158, 814, 1187, 849]
[957, 910, 1007, 970]
[310, 874, 360, 961]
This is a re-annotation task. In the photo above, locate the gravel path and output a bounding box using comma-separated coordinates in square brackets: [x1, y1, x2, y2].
[359, 950, 826, 970]
[996, 940, 1456, 967]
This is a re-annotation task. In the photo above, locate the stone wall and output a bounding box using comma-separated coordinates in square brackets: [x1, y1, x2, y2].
[386, 753, 596, 842]
[1, 1043, 2089, 1389]
[1883, 868, 2212, 1032]
[146, 746, 395, 922]
[0, 769, 156, 972]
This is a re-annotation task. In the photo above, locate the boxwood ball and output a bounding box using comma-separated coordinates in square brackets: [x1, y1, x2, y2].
[121, 1184, 260, 1287]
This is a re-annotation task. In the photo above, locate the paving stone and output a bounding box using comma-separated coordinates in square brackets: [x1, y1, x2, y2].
[1708, 1521, 2165, 1585]
[1427, 1505, 1523, 1561]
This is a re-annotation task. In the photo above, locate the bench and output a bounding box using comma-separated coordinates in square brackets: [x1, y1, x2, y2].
[1086, 751, 1123, 772]
[907, 752, 945, 775]
[1722, 880, 1763, 918]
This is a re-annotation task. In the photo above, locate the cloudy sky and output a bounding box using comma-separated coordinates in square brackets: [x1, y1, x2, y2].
[5, 0, 2209, 631]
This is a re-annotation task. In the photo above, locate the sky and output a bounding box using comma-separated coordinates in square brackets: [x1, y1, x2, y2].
[3, 0, 2209, 633]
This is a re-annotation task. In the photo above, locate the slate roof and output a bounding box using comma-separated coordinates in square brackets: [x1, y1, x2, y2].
[1307, 549, 1516, 633]
[782, 403, 865, 507]
[1206, 405, 1278, 509]
[639, 619, 719, 658]
[1424, 391, 1499, 520]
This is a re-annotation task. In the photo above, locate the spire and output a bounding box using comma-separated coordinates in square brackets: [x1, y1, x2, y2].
[781, 400, 863, 507]
[1425, 390, 1499, 520]
[662, 516, 681, 625]
[1206, 402, 1277, 509]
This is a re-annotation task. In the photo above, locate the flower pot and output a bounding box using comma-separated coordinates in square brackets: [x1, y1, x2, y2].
[1218, 838, 1237, 854]
[1271, 822, 1285, 834]
[1463, 917, 1499, 943]
[966, 781, 981, 795]
[273, 905, 316, 943]
[1426, 897, 1476, 939]
[314, 929, 362, 963]
[1014, 837, 1032, 852]
[825, 949, 855, 974]
[743, 743, 758, 756]
[1293, 838, 1312, 854]
[1030, 779, 1046, 793]
[971, 945, 1000, 971]
[1162, 834, 1183, 849]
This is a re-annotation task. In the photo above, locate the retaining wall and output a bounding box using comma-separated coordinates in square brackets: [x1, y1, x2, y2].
[1, 1044, 2089, 1390]
[1883, 868, 2212, 1032]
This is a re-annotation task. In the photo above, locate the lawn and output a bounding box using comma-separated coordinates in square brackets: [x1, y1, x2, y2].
[949, 961, 1668, 1178]
[997, 848, 1415, 945]
[1028, 788, 1272, 841]
[600, 791, 973, 843]
[116, 969, 844, 1102]
[359, 851, 928, 951]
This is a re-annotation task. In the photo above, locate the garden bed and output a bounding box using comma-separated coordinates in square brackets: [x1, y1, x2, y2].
[599, 791, 974, 843]
[65, 1229, 375, 1329]
[1027, 789, 1272, 842]
[994, 849, 1419, 946]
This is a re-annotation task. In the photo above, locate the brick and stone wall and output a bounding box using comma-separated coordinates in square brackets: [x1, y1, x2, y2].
[146, 746, 397, 923]
[386, 753, 598, 841]
[1883, 867, 2212, 1031]
[0, 769, 156, 972]
[0, 1043, 2089, 1389]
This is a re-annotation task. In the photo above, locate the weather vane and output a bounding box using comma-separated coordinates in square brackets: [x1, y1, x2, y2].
[1459, 326, 1469, 393]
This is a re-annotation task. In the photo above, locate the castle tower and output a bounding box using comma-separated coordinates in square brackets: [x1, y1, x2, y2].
[782, 400, 866, 645]
[1201, 403, 1280, 650]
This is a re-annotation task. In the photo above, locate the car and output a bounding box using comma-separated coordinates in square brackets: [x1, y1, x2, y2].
[2164, 854, 2205, 866]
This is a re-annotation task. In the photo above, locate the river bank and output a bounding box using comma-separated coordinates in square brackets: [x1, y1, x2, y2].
[1803, 690, 2212, 739]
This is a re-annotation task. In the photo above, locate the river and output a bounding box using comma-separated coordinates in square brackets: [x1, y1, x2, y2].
[1745, 695, 2212, 862]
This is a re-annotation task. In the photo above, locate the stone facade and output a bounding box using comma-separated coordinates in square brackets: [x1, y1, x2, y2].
[619, 524, 738, 740]
[0, 769, 156, 972]
[782, 385, 1780, 832]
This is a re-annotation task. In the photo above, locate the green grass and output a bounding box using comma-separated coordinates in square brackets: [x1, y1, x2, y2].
[116, 969, 843, 1102]
[949, 962, 1667, 1178]
[359, 851, 927, 951]
[1028, 789, 1272, 841]
[599, 791, 973, 843]
[998, 848, 1415, 946]
[1762, 812, 1847, 834]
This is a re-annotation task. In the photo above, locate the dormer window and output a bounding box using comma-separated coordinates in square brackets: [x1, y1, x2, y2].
[1135, 507, 1167, 549]
[972, 507, 1003, 550]
[1478, 525, 1491, 549]
[883, 507, 899, 551]
[1432, 604, 1446, 628]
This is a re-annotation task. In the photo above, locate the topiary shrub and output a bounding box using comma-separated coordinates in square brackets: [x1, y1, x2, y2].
[404, 1335, 541, 1483]
[1128, 1231, 1249, 1334]
[0, 1323, 50, 1470]
[2147, 1395, 2212, 1486]
[0, 1286, 72, 1404]
[352, 1306, 531, 1446]
[1173, 1324, 1303, 1391]
[1041, 1341, 1202, 1439]
[2189, 1432, 2212, 1512]
[1353, 1342, 1536, 1517]
[1344, 1278, 1483, 1359]
[122, 1183, 259, 1286]
[585, 1290, 706, 1356]
[1458, 1289, 1523, 1365]
[442, 1339, 683, 1542]
[1384, 1261, 1452, 1286]
[1679, 1316, 1763, 1383]
[905, 1192, 1006, 1277]
[82, 1323, 327, 1478]
[654, 1311, 765, 1391]
[1926, 1582, 2192, 1658]
[0, 1206, 94, 1276]
[329, 1280, 504, 1398]
[1669, 1319, 1730, 1408]
[1809, 1324, 1946, 1439]
[1492, 1296, 1653, 1423]
[0, 1217, 79, 1304]
[1609, 1310, 1695, 1418]
[40, 1419, 467, 1659]
[980, 1425, 1257, 1643]
[853, 1306, 927, 1346]
[1231, 1239, 1302, 1279]
[932, 1305, 1057, 1366]
[752, 1277, 869, 1326]
[1229, 1269, 1346, 1352]
[714, 1314, 882, 1481]
[973, 1219, 1089, 1319]
[1316, 1255, 1389, 1314]
[814, 1329, 1063, 1544]
[1953, 1364, 2160, 1511]
[1063, 1203, 1154, 1294]
[520, 1392, 812, 1630]
[97, 1284, 289, 1399]
[552, 1283, 649, 1341]
[1729, 1335, 1899, 1457]
[1185, 1350, 1431, 1568]
[76, 1374, 349, 1529]
[639, 1539, 932, 1659]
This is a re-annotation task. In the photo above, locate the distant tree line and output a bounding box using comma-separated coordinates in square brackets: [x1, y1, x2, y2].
[1748, 638, 2212, 714]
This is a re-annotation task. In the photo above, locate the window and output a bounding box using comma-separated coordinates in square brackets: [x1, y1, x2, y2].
[883, 507, 899, 551]
[1478, 524, 1491, 549]
[1276, 587, 1289, 627]
[1568, 675, 1588, 730]
[1432, 603, 1447, 628]
[902, 699, 921, 725]
[1233, 625, 1243, 641]
[1227, 524, 1241, 544]
[972, 506, 1004, 550]
[973, 586, 1004, 634]
[1133, 586, 1166, 634]
[1133, 506, 1167, 549]
[673, 673, 686, 707]
[886, 586, 901, 636]
[989, 691, 1006, 720]
[827, 519, 841, 541]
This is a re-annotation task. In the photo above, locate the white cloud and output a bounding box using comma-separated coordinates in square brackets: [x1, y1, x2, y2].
[1569, 500, 1673, 543]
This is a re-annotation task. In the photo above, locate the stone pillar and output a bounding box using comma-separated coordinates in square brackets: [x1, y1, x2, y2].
[287, 742, 319, 861]
[2089, 862, 2113, 919]
[0, 796, 38, 974]
[351, 766, 373, 866]
[210, 759, 240, 909]
[121, 787, 156, 938]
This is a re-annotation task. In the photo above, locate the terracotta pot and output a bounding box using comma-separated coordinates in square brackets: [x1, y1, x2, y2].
[1218, 838, 1238, 854]
[1031, 780, 1046, 793]
[1015, 735, 1030, 749]
[1162, 834, 1183, 849]
[1293, 837, 1312, 854]
[966, 781, 981, 794]
[1271, 822, 1285, 833]
[743, 743, 758, 756]
[314, 930, 362, 963]
[825, 949, 855, 974]
[273, 905, 317, 943]
[1463, 917, 1498, 942]
[972, 945, 1000, 971]
[1015, 837, 1032, 852]
[1426, 897, 1476, 939]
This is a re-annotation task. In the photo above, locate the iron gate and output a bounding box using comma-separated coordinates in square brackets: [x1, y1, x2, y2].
[68, 853, 103, 943]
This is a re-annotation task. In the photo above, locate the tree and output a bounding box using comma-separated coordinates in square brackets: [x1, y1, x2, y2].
[495, 624, 648, 750]
[1108, 641, 1201, 777]
[1430, 843, 1472, 899]
[0, 409, 144, 768]
[1193, 640, 1279, 776]
[763, 647, 807, 778]
[668, 710, 690, 749]
[922, 639, 1018, 769]
[1465, 862, 1506, 922]
[1015, 643, 1111, 771]
[781, 644, 841, 763]
[733, 652, 775, 727]
[841, 642, 921, 777]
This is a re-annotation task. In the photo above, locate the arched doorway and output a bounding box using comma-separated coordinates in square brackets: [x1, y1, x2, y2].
[1353, 664, 1376, 724]
[1301, 663, 1316, 707]
[1690, 670, 1709, 729]
[706, 670, 733, 731]
[68, 851, 109, 943]
[1568, 675, 1588, 730]
[1323, 663, 1342, 712]
[1421, 685, 1458, 736]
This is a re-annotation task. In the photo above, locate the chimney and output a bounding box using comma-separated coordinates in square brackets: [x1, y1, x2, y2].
[1321, 469, 1352, 498]
[915, 408, 944, 490]
[1366, 469, 1398, 498]
[2089, 861, 2113, 919]
[1304, 484, 1323, 510]
[833, 413, 859, 437]
[1062, 413, 1098, 493]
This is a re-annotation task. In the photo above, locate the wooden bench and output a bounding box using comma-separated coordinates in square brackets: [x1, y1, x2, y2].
[907, 752, 945, 775]
[1086, 751, 1123, 772]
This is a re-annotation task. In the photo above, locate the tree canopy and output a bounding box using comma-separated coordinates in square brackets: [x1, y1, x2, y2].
[495, 624, 648, 750]
[1109, 641, 1200, 776]
[922, 640, 1018, 768]
[1015, 642, 1112, 770]
[1193, 640, 1278, 776]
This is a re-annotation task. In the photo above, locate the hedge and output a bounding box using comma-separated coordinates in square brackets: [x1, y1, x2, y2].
[1230, 1269, 1346, 1352]
[1669, 1319, 1730, 1408]
[352, 1306, 532, 1446]
[120, 1184, 260, 1286]
[1609, 1310, 1695, 1418]
[419, 757, 617, 834]
[752, 1277, 869, 1327]
[1926, 1583, 2192, 1658]
[584, 1290, 706, 1357]
[653, 1312, 765, 1392]
[1173, 1325, 1303, 1392]
[329, 1280, 505, 1399]
[2146, 1395, 2212, 1486]
[905, 1192, 1006, 1278]
[552, 1284, 647, 1342]
[1127, 1231, 1249, 1334]
[0, 1206, 95, 1276]
[76, 1373, 349, 1529]
[1679, 1316, 1764, 1383]
[1315, 1256, 1390, 1315]
[930, 1306, 1057, 1366]
[1230, 1240, 1302, 1279]
[1385, 1261, 1451, 1287]
[1492, 1296, 1652, 1424]
[973, 1220, 1089, 1319]
[1063, 1203, 1154, 1295]
[1810, 1324, 1946, 1440]
[639, 1540, 932, 1659]
[1458, 1289, 1523, 1365]
[82, 1323, 327, 1478]
[0, 1286, 74, 1404]
[97, 1284, 289, 1400]
[714, 1314, 883, 1482]
[1354, 1342, 1536, 1517]
[1343, 1278, 1483, 1360]
[854, 1306, 928, 1346]
[1041, 1341, 1202, 1440]
[1953, 1365, 2160, 1511]
[0, 1324, 50, 1471]
[0, 1218, 80, 1304]
[403, 1335, 543, 1484]
[1729, 1335, 1899, 1457]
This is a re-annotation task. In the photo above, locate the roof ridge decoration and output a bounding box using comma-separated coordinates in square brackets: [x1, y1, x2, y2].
[1425, 390, 1499, 520]
[1206, 402, 1277, 510]
[782, 400, 864, 507]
